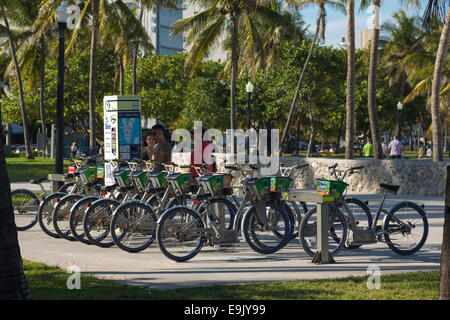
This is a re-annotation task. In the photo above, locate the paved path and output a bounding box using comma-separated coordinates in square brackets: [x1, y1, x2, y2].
[15, 187, 444, 290]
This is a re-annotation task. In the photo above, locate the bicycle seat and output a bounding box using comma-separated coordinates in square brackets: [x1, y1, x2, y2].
[379, 183, 400, 193]
[30, 177, 46, 184]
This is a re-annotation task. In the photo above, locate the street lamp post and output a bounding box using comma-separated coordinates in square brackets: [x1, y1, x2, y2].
[397, 101, 403, 141]
[54, 1, 70, 191]
[246, 81, 253, 130]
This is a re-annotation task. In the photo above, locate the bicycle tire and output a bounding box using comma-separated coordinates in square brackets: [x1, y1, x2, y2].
[298, 206, 348, 258]
[383, 201, 428, 256]
[110, 200, 158, 253]
[37, 192, 67, 238]
[52, 194, 84, 241]
[83, 198, 121, 248]
[156, 206, 207, 262]
[241, 202, 291, 254]
[11, 189, 40, 231]
[69, 196, 99, 244]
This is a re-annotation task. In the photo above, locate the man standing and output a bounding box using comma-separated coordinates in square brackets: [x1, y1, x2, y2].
[363, 138, 374, 158]
[151, 124, 172, 170]
[387, 136, 404, 159]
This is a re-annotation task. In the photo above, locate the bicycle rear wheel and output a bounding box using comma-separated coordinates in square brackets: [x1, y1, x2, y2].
[298, 207, 348, 258]
[110, 201, 158, 253]
[241, 202, 291, 254]
[11, 189, 40, 231]
[383, 202, 428, 256]
[156, 206, 206, 262]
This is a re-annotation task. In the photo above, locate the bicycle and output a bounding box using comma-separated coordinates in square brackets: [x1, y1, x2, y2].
[299, 164, 429, 257]
[109, 160, 199, 253]
[37, 156, 102, 238]
[11, 175, 74, 231]
[155, 163, 292, 262]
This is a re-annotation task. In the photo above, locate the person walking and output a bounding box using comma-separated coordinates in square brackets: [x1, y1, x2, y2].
[363, 138, 374, 158]
[426, 144, 432, 158]
[381, 138, 387, 157]
[387, 136, 404, 159]
[70, 141, 78, 158]
[418, 144, 425, 159]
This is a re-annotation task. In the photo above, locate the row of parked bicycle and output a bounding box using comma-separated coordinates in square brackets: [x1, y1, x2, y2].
[12, 156, 429, 262]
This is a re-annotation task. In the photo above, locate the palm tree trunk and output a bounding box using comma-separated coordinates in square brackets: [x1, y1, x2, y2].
[431, 7, 450, 162]
[132, 7, 144, 96]
[230, 12, 239, 131]
[345, 0, 356, 159]
[281, 10, 324, 145]
[306, 109, 315, 158]
[441, 164, 450, 300]
[1, 4, 34, 160]
[367, 0, 383, 159]
[0, 98, 32, 300]
[119, 55, 124, 96]
[39, 37, 46, 134]
[89, 0, 99, 155]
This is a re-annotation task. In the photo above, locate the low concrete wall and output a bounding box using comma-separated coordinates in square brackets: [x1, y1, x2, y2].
[172, 153, 449, 196]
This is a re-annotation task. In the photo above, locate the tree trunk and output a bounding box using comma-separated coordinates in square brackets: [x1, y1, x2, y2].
[319, 3, 326, 42]
[306, 106, 315, 157]
[367, 0, 383, 159]
[119, 55, 124, 96]
[1, 4, 34, 160]
[345, 0, 356, 159]
[440, 165, 450, 300]
[281, 10, 324, 145]
[336, 112, 344, 154]
[230, 12, 239, 131]
[132, 8, 144, 96]
[89, 0, 99, 155]
[39, 37, 46, 135]
[431, 7, 450, 162]
[0, 98, 32, 300]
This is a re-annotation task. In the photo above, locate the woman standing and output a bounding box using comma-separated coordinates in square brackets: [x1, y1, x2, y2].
[142, 132, 156, 169]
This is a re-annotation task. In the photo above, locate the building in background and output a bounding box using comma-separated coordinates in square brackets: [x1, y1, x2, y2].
[135, 1, 227, 61]
[360, 28, 390, 49]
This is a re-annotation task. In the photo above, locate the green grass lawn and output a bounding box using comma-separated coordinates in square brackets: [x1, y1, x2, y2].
[6, 158, 71, 182]
[23, 260, 440, 300]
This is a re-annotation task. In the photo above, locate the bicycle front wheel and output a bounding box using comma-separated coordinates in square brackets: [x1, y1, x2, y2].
[11, 189, 40, 231]
[83, 199, 120, 248]
[38, 192, 67, 238]
[52, 194, 84, 241]
[241, 202, 291, 254]
[110, 201, 158, 253]
[156, 206, 206, 262]
[298, 207, 348, 258]
[69, 196, 99, 245]
[383, 202, 428, 256]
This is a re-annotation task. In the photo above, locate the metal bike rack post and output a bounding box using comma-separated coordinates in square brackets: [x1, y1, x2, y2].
[284, 189, 336, 264]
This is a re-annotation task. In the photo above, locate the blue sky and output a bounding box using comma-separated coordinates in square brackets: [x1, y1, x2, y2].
[299, 2, 426, 48]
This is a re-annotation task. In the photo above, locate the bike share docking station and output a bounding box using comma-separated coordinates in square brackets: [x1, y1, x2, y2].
[103, 95, 142, 186]
[284, 189, 337, 264]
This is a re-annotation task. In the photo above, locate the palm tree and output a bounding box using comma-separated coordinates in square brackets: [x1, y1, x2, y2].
[281, 0, 345, 146]
[173, 0, 290, 130]
[0, 96, 32, 300]
[361, 0, 383, 159]
[0, 0, 34, 159]
[5, 0, 52, 135]
[380, 10, 424, 136]
[345, 0, 356, 159]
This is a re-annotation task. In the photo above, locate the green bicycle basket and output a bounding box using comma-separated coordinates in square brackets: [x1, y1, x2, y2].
[247, 176, 292, 201]
[147, 171, 168, 188]
[79, 167, 98, 184]
[165, 172, 192, 195]
[315, 179, 348, 200]
[198, 173, 233, 196]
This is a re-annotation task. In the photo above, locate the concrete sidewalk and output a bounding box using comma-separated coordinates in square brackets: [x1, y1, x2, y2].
[16, 190, 444, 290]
